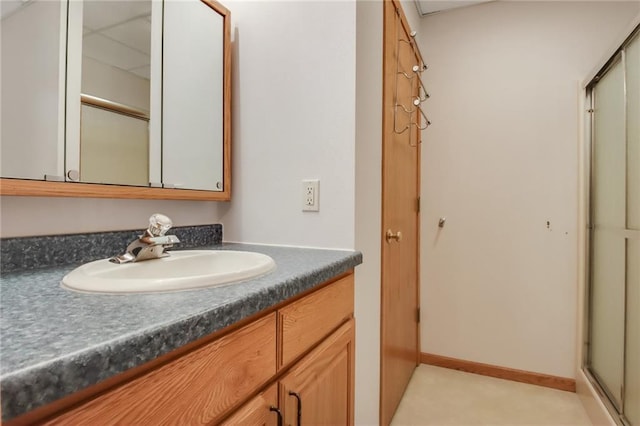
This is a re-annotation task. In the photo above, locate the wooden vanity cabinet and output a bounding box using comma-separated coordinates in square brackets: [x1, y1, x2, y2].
[28, 272, 355, 426]
[279, 319, 355, 426]
[279, 274, 354, 368]
[224, 274, 355, 426]
[220, 384, 279, 426]
[225, 319, 355, 426]
[42, 313, 278, 425]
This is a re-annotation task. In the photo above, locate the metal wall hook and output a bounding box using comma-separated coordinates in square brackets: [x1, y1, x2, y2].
[396, 103, 418, 114]
[410, 107, 431, 131]
[414, 120, 430, 131]
[414, 71, 429, 98]
[418, 86, 430, 102]
[393, 123, 411, 135]
[393, 105, 414, 134]
[419, 107, 431, 126]
[398, 63, 430, 100]
[398, 31, 428, 71]
[394, 106, 431, 134]
[399, 65, 428, 81]
[397, 70, 417, 80]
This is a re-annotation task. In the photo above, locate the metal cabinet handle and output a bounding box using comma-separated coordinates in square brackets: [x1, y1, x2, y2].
[385, 229, 402, 243]
[269, 406, 283, 426]
[288, 391, 302, 426]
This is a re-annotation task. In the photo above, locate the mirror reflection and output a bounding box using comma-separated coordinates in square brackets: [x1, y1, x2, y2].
[162, 0, 225, 191]
[79, 0, 152, 186]
[1, 0, 65, 181]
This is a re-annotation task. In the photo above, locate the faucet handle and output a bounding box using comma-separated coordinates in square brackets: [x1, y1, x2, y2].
[148, 213, 173, 237]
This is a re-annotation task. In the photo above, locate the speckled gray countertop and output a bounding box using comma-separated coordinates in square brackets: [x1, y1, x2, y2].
[0, 243, 362, 421]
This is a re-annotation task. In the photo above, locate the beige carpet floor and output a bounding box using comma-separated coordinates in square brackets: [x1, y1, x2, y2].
[390, 364, 592, 426]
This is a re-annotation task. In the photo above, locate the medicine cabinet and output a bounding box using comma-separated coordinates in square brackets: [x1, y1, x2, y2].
[0, 0, 231, 200]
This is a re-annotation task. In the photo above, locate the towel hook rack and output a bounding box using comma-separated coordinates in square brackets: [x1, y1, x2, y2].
[398, 38, 428, 71]
[414, 107, 431, 130]
[391, 10, 430, 145]
[397, 64, 430, 102]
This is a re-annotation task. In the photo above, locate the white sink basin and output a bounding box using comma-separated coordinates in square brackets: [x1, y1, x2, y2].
[62, 250, 276, 294]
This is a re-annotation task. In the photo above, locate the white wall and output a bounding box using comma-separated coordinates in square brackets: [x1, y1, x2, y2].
[0, 197, 222, 237]
[219, 0, 357, 250]
[354, 2, 382, 424]
[418, 1, 640, 379]
[0, 0, 358, 245]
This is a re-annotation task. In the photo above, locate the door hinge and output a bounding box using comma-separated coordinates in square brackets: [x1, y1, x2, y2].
[416, 307, 421, 323]
[416, 197, 421, 213]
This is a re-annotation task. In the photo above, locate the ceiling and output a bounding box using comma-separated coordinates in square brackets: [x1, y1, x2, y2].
[0, 0, 27, 19]
[82, 1, 152, 80]
[1, 0, 151, 80]
[415, 0, 493, 15]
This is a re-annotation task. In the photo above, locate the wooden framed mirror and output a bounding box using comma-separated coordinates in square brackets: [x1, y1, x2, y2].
[0, 0, 231, 201]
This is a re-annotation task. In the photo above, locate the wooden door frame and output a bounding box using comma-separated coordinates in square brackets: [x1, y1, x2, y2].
[379, 0, 422, 424]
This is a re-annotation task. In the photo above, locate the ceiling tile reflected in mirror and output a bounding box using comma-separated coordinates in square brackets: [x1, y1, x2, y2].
[82, 1, 150, 32]
[82, 1, 151, 80]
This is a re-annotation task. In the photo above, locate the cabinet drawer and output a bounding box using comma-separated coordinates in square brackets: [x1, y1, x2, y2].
[279, 273, 354, 367]
[44, 313, 277, 426]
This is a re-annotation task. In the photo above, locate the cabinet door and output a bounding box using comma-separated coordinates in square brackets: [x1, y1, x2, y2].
[279, 319, 354, 426]
[221, 384, 280, 426]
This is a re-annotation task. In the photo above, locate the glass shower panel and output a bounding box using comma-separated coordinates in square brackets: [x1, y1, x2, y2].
[626, 239, 639, 425]
[624, 32, 639, 426]
[593, 57, 626, 229]
[591, 230, 626, 407]
[627, 33, 640, 230]
[590, 56, 626, 409]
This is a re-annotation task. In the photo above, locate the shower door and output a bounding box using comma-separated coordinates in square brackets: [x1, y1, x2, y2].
[587, 27, 639, 426]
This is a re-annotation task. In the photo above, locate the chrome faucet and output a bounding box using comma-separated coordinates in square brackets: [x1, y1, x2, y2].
[110, 214, 181, 264]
